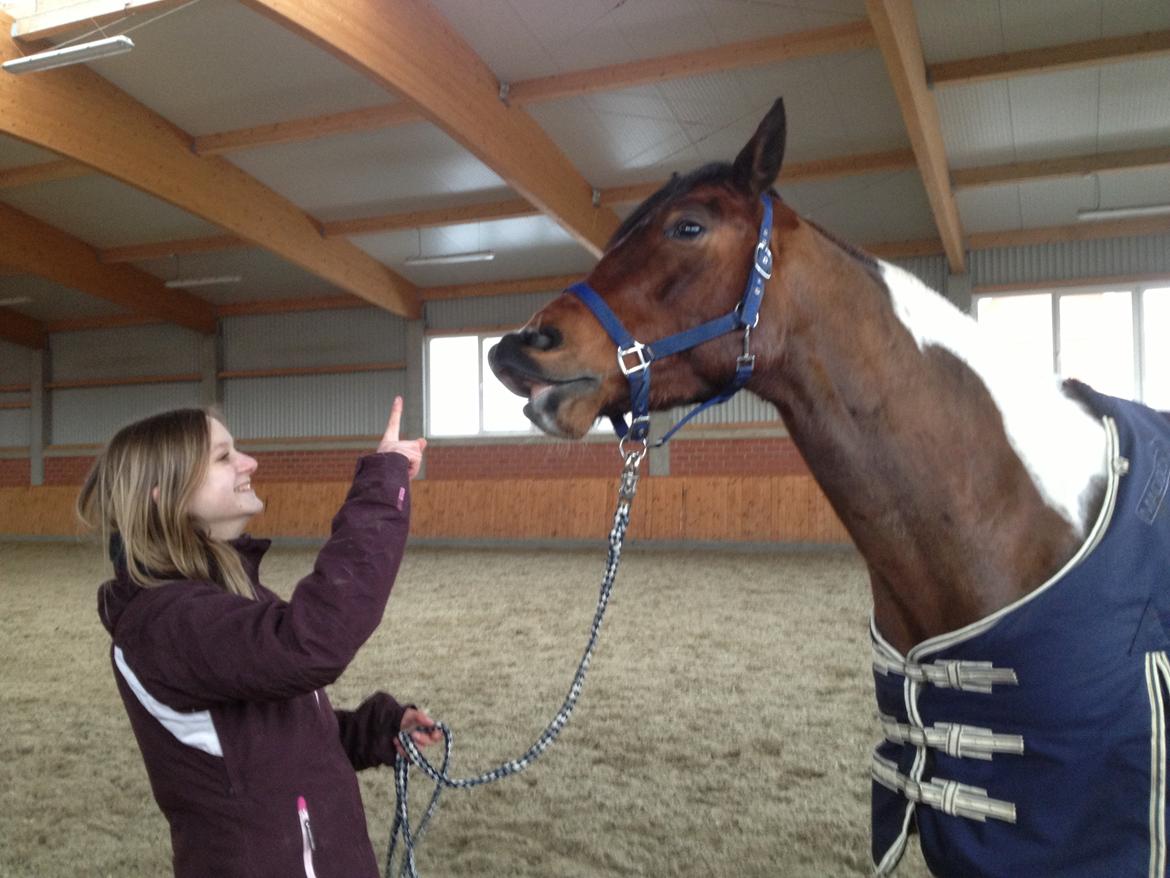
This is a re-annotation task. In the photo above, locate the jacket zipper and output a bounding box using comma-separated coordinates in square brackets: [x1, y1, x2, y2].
[297, 795, 318, 878]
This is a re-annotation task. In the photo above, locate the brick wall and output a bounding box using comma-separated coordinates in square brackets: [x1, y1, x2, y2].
[426, 442, 618, 479]
[670, 438, 809, 476]
[0, 458, 29, 487]
[45, 456, 96, 485]
[14, 437, 800, 488]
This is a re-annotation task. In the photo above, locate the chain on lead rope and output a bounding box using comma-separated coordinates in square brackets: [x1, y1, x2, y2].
[385, 445, 647, 878]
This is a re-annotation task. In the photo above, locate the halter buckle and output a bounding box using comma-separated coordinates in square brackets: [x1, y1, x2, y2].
[754, 241, 773, 280]
[617, 340, 652, 375]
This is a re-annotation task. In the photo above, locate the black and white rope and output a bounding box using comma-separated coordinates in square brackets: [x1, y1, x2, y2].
[385, 448, 646, 878]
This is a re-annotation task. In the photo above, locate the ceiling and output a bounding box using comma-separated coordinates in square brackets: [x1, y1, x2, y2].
[1, 0, 1168, 347]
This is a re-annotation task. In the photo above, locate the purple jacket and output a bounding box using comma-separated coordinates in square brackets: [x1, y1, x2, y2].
[97, 453, 413, 878]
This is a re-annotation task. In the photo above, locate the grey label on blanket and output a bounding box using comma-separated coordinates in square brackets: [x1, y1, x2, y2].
[1138, 440, 1169, 525]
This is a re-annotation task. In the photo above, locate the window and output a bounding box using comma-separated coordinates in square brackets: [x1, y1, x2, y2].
[974, 281, 1169, 407]
[427, 334, 535, 437]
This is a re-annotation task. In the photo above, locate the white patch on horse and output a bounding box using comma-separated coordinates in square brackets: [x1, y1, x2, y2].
[877, 261, 1107, 535]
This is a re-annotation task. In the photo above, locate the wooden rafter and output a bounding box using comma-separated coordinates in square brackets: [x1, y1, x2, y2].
[968, 214, 1170, 250]
[192, 102, 422, 156]
[9, 0, 188, 41]
[0, 306, 46, 349]
[0, 202, 217, 334]
[240, 0, 619, 258]
[0, 158, 90, 189]
[0, 10, 420, 319]
[866, 0, 965, 272]
[952, 145, 1170, 189]
[100, 235, 249, 264]
[508, 21, 875, 104]
[930, 29, 1170, 88]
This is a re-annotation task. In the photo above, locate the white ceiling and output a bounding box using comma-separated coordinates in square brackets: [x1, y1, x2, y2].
[1, 0, 1169, 329]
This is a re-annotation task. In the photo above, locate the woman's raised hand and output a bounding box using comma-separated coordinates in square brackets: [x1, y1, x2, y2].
[377, 396, 427, 480]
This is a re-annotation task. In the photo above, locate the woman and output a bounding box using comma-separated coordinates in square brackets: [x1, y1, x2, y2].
[78, 396, 441, 878]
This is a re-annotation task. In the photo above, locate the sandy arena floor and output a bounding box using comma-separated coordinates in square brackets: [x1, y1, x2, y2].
[0, 539, 933, 877]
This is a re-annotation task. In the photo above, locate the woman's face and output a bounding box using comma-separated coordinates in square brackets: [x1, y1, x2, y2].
[188, 418, 263, 540]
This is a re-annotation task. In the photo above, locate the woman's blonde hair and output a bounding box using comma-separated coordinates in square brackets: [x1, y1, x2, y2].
[77, 408, 255, 598]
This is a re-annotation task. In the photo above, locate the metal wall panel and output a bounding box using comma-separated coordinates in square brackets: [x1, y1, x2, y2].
[426, 292, 557, 332]
[0, 409, 30, 447]
[52, 383, 202, 445]
[0, 341, 31, 385]
[222, 309, 407, 372]
[971, 234, 1170, 288]
[51, 325, 203, 382]
[223, 371, 405, 439]
[666, 390, 779, 427]
[891, 254, 949, 293]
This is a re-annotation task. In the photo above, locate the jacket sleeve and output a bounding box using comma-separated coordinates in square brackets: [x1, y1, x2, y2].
[114, 452, 412, 710]
[335, 691, 409, 770]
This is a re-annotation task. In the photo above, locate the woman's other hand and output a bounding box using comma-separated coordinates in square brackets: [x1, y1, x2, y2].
[395, 707, 443, 758]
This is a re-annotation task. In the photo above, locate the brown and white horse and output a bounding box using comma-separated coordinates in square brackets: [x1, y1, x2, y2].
[488, 99, 1170, 875]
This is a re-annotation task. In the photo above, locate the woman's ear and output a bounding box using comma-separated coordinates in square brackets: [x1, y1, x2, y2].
[151, 485, 160, 503]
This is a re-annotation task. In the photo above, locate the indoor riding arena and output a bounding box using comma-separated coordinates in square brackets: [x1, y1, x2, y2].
[2, 2, 1170, 877]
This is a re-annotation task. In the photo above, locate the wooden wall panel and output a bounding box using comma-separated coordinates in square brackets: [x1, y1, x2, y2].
[0, 476, 850, 545]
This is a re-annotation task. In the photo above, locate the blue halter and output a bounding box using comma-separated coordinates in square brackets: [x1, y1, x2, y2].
[567, 194, 774, 448]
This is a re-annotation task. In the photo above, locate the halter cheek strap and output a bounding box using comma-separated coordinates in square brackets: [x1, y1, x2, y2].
[567, 194, 773, 448]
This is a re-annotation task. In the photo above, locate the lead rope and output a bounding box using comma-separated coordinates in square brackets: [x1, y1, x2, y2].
[386, 444, 647, 878]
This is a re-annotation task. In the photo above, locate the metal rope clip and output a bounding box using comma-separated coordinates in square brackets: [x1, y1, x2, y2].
[737, 324, 755, 369]
[618, 444, 646, 501]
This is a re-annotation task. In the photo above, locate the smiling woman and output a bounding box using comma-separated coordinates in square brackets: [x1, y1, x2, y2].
[72, 399, 442, 878]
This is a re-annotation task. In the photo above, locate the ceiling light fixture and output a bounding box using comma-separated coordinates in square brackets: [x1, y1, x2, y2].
[2, 35, 134, 75]
[0, 296, 32, 306]
[164, 275, 243, 289]
[1076, 203, 1170, 222]
[404, 249, 496, 266]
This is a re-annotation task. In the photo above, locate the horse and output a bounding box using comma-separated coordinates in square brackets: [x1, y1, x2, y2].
[488, 97, 1170, 876]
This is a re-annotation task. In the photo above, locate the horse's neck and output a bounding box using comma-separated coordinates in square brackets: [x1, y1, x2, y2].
[761, 253, 1108, 652]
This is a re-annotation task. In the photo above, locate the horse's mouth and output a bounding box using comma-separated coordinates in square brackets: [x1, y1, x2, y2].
[489, 345, 601, 438]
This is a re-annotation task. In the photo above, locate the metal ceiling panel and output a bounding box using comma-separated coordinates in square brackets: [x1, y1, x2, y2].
[0, 174, 222, 248]
[1098, 56, 1170, 150]
[224, 371, 405, 440]
[51, 324, 203, 382]
[935, 82, 1015, 168]
[913, 0, 1005, 62]
[1006, 69, 1100, 160]
[52, 382, 202, 445]
[997, 0, 1107, 49]
[956, 184, 1024, 234]
[226, 124, 507, 218]
[0, 134, 57, 169]
[425, 291, 558, 333]
[135, 247, 341, 305]
[0, 276, 126, 322]
[89, 0, 393, 136]
[781, 170, 937, 244]
[352, 215, 595, 287]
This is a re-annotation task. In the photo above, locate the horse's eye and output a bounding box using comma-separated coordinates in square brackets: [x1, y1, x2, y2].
[669, 219, 704, 240]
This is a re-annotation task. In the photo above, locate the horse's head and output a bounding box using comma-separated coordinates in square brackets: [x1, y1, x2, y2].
[489, 98, 793, 439]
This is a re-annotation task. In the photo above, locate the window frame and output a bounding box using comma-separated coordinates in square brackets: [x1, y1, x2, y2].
[425, 330, 539, 438]
[972, 279, 1170, 407]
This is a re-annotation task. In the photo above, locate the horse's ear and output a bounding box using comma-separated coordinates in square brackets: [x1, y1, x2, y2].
[731, 98, 786, 197]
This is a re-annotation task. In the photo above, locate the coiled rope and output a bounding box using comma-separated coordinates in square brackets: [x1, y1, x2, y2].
[385, 447, 646, 878]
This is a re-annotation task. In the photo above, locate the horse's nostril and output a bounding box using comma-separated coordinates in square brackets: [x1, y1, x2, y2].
[521, 326, 562, 352]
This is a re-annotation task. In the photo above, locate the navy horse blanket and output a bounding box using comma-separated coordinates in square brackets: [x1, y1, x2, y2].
[871, 383, 1170, 877]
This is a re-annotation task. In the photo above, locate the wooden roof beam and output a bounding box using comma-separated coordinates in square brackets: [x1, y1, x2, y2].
[0, 306, 47, 349]
[866, 0, 966, 272]
[241, 0, 619, 259]
[952, 144, 1170, 189]
[0, 9, 420, 319]
[930, 29, 1170, 88]
[0, 158, 90, 190]
[9, 0, 188, 41]
[0, 202, 217, 334]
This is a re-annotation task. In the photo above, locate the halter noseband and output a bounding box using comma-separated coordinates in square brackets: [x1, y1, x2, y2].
[567, 194, 774, 449]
